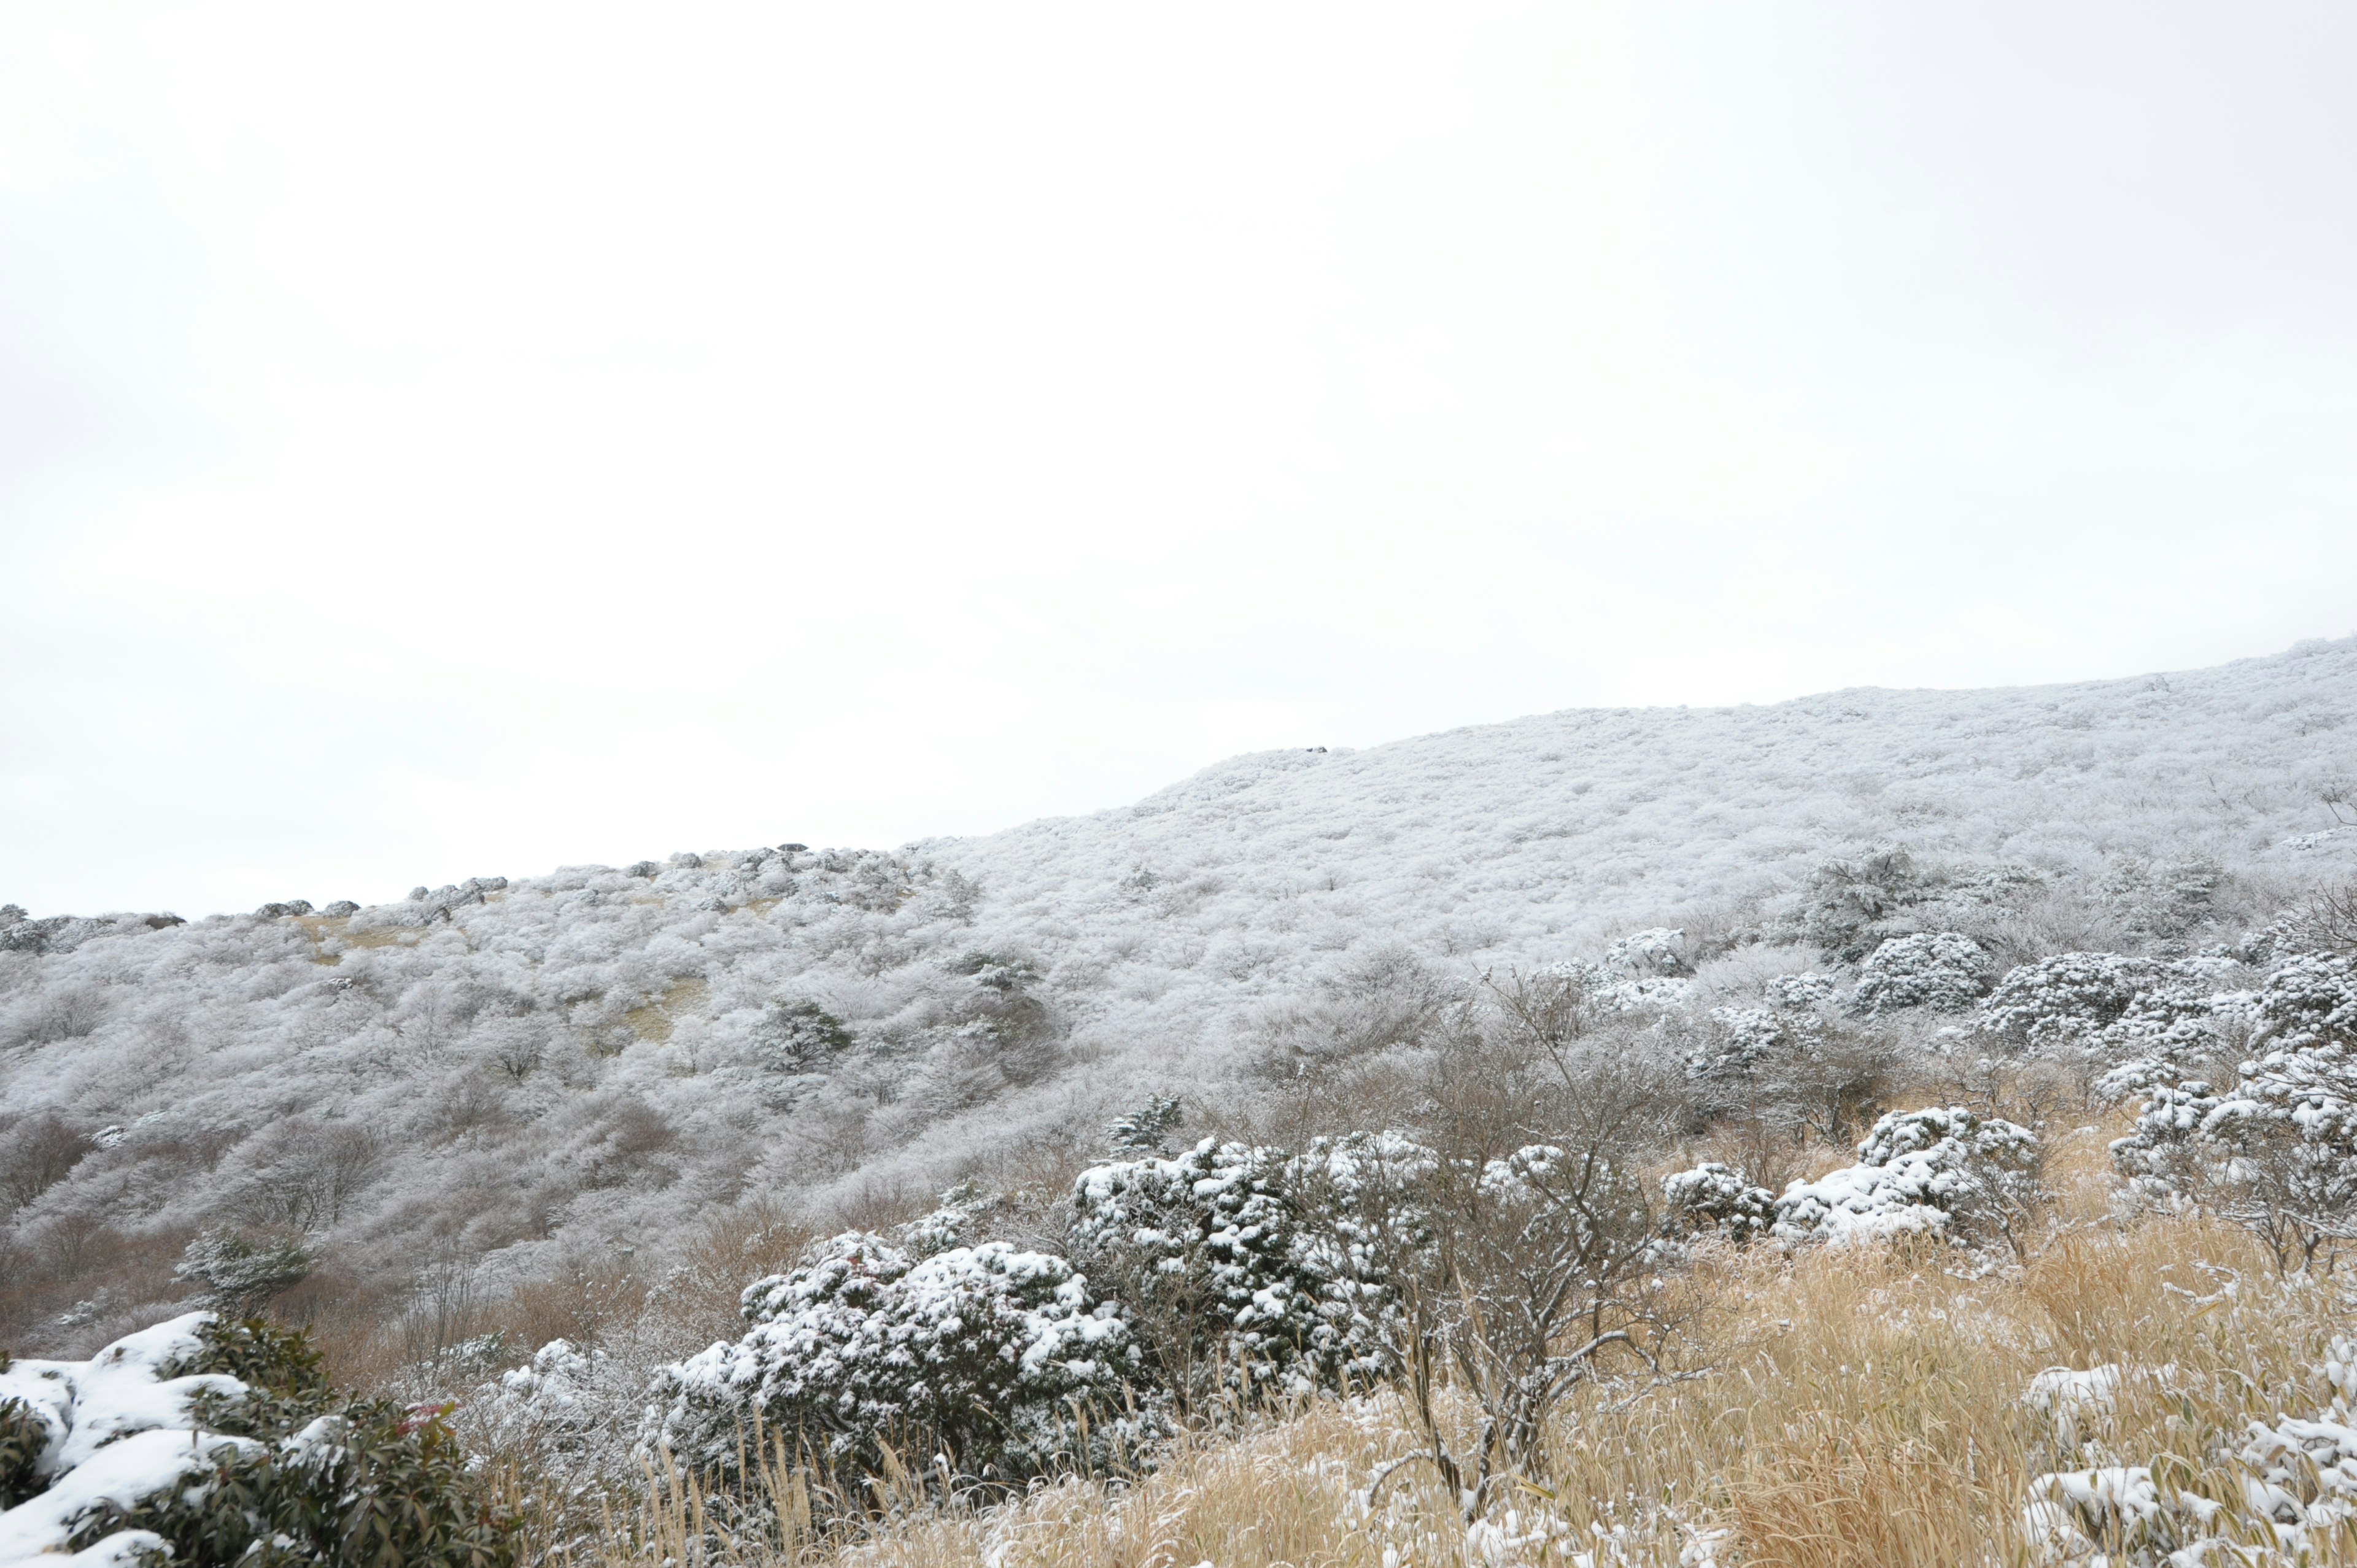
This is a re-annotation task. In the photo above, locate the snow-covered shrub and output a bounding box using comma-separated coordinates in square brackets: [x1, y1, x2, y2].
[0, 1313, 515, 1566]
[2097, 853, 2223, 946]
[2096, 965, 2258, 1068]
[896, 1180, 1000, 1257]
[2112, 1052, 2357, 1271]
[643, 1232, 1144, 1486]
[1851, 932, 1989, 1015]
[1976, 952, 2171, 1054]
[1761, 972, 1839, 1011]
[1604, 928, 1686, 977]
[1105, 1093, 1183, 1155]
[1661, 1162, 1775, 1241]
[2253, 950, 2357, 1051]
[1593, 975, 1695, 1013]
[468, 1338, 619, 1472]
[172, 1226, 315, 1315]
[1069, 1138, 1386, 1402]
[1771, 1106, 2039, 1248]
[2105, 952, 2357, 1267]
[1792, 848, 1928, 961]
[747, 998, 853, 1073]
[1692, 1007, 1795, 1078]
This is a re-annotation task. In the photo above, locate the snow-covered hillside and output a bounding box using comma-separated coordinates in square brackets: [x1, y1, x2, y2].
[4, 639, 2355, 1352]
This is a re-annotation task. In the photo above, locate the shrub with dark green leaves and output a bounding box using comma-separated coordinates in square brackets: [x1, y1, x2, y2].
[0, 1313, 517, 1568]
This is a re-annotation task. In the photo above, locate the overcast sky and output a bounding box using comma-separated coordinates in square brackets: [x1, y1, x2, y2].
[5, 4, 2355, 916]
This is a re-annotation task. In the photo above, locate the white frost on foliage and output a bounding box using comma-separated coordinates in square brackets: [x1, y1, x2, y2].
[1771, 1107, 2037, 1246]
[644, 1233, 1139, 1481]
[1852, 932, 1988, 1015]
[4, 643, 2355, 1326]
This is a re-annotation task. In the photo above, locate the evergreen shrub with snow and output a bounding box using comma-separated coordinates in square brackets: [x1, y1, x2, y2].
[0, 1313, 514, 1567]
[1660, 1163, 1775, 1242]
[642, 1232, 1145, 1487]
[1771, 1106, 2040, 1247]
[1067, 1137, 1394, 1403]
[1850, 932, 1989, 1014]
[1976, 952, 2173, 1054]
[2110, 951, 2357, 1267]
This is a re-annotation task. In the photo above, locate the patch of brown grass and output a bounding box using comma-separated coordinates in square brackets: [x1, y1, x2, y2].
[626, 978, 710, 1045]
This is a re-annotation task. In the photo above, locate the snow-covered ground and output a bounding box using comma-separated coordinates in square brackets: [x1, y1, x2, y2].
[4, 639, 2355, 1350]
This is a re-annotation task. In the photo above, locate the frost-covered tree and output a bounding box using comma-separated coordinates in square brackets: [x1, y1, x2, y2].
[1792, 848, 1929, 961]
[747, 998, 854, 1073]
[1105, 1093, 1183, 1155]
[1976, 952, 2174, 1054]
[1761, 971, 1840, 1011]
[1851, 932, 1989, 1015]
[2111, 952, 2357, 1270]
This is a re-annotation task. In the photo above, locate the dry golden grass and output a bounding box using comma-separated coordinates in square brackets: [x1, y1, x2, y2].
[627, 978, 711, 1044]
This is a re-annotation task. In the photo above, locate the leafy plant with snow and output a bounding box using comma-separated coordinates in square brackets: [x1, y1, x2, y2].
[0, 1311, 514, 1567]
[641, 1232, 1146, 1489]
[1771, 1106, 2041, 1249]
[171, 1226, 316, 1316]
[2111, 952, 2357, 1270]
[1976, 952, 2177, 1054]
[1661, 1162, 1775, 1242]
[1850, 932, 1989, 1015]
[1068, 1138, 1388, 1405]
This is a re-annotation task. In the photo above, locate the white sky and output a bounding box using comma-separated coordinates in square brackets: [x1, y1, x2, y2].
[5, 4, 2356, 916]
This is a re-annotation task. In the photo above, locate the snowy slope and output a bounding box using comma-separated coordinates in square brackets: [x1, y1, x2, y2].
[921, 636, 2357, 1025]
[3, 639, 2354, 1350]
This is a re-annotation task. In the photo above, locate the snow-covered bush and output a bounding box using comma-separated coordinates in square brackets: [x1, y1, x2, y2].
[1105, 1093, 1183, 1155]
[1692, 1007, 1796, 1079]
[1604, 928, 1687, 977]
[2253, 950, 2357, 1052]
[1791, 848, 1927, 961]
[1761, 972, 1840, 1011]
[1976, 952, 2173, 1054]
[1772, 1106, 2040, 1248]
[1069, 1138, 1387, 1402]
[0, 1313, 515, 1566]
[466, 1337, 635, 1481]
[643, 1232, 1144, 1486]
[2096, 965, 2258, 1069]
[2105, 953, 2357, 1267]
[1851, 932, 1989, 1015]
[2113, 1057, 2357, 1272]
[1661, 1162, 1775, 1241]
[746, 998, 853, 1073]
[171, 1226, 315, 1315]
